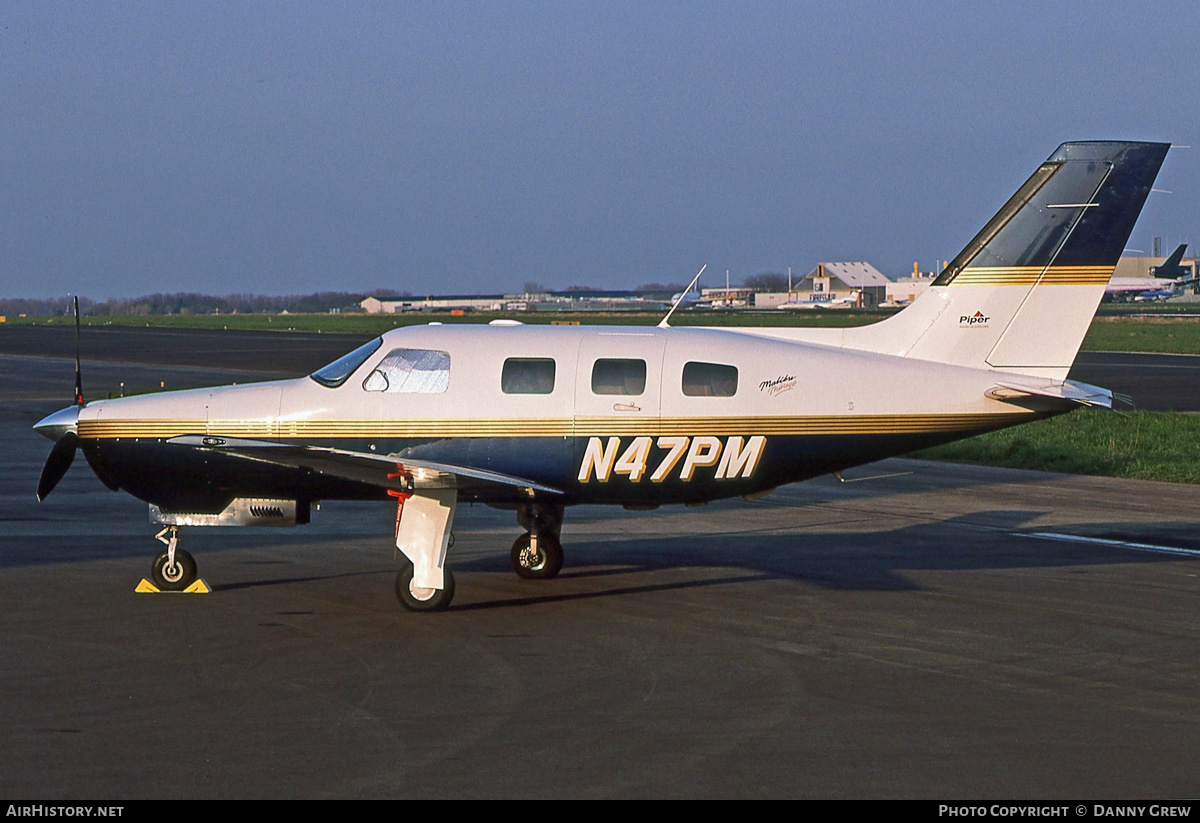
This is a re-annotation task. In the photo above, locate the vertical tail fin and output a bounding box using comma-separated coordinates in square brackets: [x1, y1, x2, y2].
[1152, 243, 1188, 278]
[820, 141, 1170, 379]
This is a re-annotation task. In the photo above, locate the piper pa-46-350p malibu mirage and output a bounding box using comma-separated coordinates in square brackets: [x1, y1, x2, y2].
[35, 141, 1170, 611]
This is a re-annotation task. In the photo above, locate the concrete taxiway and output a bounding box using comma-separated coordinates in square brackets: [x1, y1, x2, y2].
[2, 326, 1200, 798]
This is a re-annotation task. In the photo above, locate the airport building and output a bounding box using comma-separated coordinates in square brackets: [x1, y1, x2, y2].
[361, 294, 509, 313]
[886, 265, 937, 305]
[697, 287, 754, 309]
[361, 291, 670, 314]
[361, 244, 1200, 314]
[788, 261, 891, 308]
[363, 262, 937, 314]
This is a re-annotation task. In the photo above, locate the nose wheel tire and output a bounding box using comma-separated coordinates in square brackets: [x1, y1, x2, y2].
[395, 561, 455, 612]
[510, 533, 563, 580]
[151, 548, 198, 591]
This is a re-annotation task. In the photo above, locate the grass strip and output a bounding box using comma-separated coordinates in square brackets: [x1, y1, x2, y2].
[912, 409, 1200, 484]
[1081, 316, 1200, 355]
[9, 311, 1200, 353]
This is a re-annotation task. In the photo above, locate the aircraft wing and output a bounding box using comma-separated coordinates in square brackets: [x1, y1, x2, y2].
[986, 379, 1115, 408]
[164, 435, 564, 497]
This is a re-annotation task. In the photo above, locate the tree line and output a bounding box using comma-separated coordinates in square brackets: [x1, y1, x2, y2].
[0, 292, 368, 317]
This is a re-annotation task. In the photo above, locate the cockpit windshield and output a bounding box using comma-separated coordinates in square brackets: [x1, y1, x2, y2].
[310, 337, 383, 388]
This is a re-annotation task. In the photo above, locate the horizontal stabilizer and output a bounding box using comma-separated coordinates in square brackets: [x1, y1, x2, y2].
[987, 379, 1114, 408]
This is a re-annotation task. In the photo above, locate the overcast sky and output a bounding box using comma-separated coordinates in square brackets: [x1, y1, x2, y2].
[3, 1, 1198, 299]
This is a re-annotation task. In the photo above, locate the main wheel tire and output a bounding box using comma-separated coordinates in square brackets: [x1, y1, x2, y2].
[151, 548, 198, 591]
[395, 562, 455, 612]
[510, 532, 563, 580]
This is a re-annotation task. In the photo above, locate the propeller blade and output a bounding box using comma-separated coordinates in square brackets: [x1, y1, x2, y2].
[73, 296, 84, 405]
[37, 432, 79, 502]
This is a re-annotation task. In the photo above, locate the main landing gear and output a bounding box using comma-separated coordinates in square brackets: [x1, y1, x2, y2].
[150, 526, 198, 591]
[391, 487, 458, 613]
[396, 560, 456, 611]
[510, 503, 565, 580]
[391, 496, 565, 611]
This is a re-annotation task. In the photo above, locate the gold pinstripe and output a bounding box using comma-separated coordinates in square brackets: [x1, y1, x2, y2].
[78, 411, 1036, 440]
[950, 265, 1113, 287]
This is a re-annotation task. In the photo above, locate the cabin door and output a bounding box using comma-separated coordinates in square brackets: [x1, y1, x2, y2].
[572, 331, 666, 497]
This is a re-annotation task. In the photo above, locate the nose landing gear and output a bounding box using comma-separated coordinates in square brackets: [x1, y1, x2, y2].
[150, 526, 199, 591]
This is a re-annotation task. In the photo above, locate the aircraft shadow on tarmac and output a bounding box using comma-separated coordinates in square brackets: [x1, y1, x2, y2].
[8, 464, 1196, 607]
[81, 508, 1186, 610]
[444, 510, 1196, 610]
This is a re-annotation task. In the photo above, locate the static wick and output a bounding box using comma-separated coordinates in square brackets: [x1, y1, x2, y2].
[834, 470, 914, 484]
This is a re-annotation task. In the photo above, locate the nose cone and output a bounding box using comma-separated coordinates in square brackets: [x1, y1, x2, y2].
[34, 405, 80, 442]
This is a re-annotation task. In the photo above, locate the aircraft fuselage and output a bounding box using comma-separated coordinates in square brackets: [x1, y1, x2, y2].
[74, 324, 1064, 513]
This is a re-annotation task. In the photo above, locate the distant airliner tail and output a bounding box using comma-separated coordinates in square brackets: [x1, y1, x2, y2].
[1153, 243, 1189, 279]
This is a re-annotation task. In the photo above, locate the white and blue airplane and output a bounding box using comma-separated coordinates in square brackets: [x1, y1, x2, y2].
[35, 141, 1170, 611]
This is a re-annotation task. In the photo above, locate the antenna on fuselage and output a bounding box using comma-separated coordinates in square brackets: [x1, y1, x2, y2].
[657, 264, 706, 329]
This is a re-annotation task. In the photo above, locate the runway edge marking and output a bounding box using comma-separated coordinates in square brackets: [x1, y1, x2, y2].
[1021, 531, 1200, 558]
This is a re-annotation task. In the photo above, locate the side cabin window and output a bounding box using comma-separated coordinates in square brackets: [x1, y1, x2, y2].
[592, 359, 646, 396]
[682, 362, 738, 397]
[502, 358, 556, 394]
[363, 348, 450, 394]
